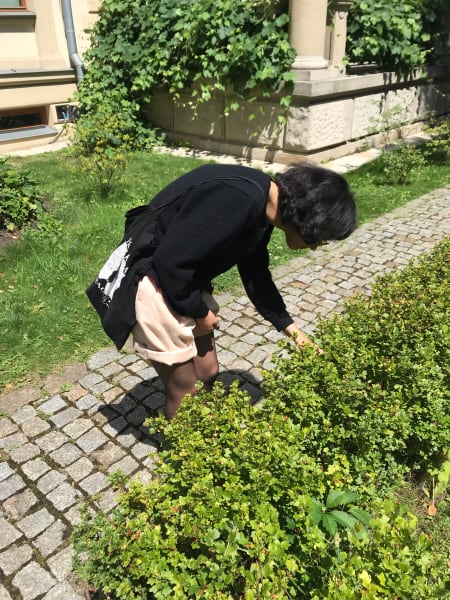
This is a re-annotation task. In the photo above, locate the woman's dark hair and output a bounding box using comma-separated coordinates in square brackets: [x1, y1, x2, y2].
[274, 163, 357, 245]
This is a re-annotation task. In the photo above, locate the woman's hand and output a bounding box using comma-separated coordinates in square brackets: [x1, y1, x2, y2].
[194, 311, 220, 336]
[283, 323, 323, 354]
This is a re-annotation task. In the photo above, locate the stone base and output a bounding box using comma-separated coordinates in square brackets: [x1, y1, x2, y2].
[145, 67, 450, 163]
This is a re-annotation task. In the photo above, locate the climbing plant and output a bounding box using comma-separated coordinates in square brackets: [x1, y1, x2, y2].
[346, 0, 448, 72]
[77, 0, 295, 125]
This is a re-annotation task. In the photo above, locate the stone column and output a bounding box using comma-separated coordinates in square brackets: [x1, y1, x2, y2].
[289, 0, 329, 71]
[328, 0, 353, 74]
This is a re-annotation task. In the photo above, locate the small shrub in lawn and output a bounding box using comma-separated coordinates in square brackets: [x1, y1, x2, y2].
[69, 94, 159, 198]
[371, 142, 426, 185]
[423, 116, 450, 165]
[0, 158, 44, 231]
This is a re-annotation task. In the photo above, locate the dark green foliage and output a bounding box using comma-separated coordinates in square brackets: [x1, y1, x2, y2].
[77, 0, 295, 116]
[0, 158, 43, 231]
[73, 239, 450, 598]
[423, 117, 450, 165]
[266, 239, 449, 481]
[347, 0, 448, 71]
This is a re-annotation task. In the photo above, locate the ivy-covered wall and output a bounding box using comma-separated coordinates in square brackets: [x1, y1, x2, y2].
[77, 0, 450, 161]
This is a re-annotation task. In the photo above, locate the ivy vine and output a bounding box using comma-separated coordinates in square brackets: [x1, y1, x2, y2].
[346, 0, 448, 72]
[77, 0, 295, 120]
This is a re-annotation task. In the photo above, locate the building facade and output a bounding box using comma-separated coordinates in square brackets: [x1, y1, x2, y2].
[1, 0, 449, 159]
[0, 0, 99, 153]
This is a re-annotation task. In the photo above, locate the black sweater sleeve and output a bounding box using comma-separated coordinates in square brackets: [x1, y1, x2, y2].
[237, 228, 294, 331]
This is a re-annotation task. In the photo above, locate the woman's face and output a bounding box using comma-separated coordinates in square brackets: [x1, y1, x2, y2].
[284, 226, 315, 250]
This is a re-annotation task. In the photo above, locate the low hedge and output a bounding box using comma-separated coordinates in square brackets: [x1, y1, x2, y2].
[73, 238, 450, 599]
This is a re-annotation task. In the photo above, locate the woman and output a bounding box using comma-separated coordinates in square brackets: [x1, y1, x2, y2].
[87, 162, 356, 419]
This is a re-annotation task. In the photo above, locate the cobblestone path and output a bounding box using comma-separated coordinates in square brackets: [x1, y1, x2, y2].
[0, 182, 449, 599]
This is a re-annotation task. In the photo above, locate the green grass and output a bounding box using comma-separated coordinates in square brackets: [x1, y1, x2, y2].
[1, 147, 450, 390]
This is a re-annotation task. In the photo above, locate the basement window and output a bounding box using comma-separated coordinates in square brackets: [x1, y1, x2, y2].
[0, 107, 45, 131]
[0, 1, 27, 9]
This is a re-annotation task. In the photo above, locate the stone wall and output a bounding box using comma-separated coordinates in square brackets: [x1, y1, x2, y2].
[145, 66, 450, 163]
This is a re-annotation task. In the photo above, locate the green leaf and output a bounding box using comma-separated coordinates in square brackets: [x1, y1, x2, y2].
[329, 510, 358, 530]
[309, 498, 324, 525]
[325, 490, 359, 509]
[349, 507, 372, 526]
[321, 513, 338, 536]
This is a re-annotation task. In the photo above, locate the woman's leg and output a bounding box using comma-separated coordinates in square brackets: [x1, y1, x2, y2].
[151, 359, 198, 420]
[151, 333, 219, 420]
[193, 333, 219, 392]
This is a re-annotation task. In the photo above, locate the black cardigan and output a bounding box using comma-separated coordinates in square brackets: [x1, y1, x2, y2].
[87, 164, 294, 348]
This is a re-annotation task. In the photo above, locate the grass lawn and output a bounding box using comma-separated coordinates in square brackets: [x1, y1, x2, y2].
[1, 147, 450, 390]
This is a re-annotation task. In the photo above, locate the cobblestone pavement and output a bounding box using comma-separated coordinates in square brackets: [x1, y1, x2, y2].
[0, 169, 449, 597]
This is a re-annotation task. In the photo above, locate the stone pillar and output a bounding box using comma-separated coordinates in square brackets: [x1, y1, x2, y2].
[328, 0, 353, 74]
[289, 0, 329, 71]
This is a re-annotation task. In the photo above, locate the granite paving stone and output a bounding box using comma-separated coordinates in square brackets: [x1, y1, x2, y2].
[35, 431, 69, 452]
[87, 348, 122, 370]
[0, 474, 26, 501]
[21, 416, 51, 437]
[65, 457, 94, 482]
[11, 405, 37, 424]
[3, 489, 39, 520]
[0, 585, 12, 600]
[61, 384, 88, 403]
[78, 471, 109, 495]
[17, 508, 55, 539]
[0, 518, 22, 549]
[33, 520, 67, 557]
[37, 395, 67, 415]
[0, 431, 27, 451]
[46, 482, 80, 511]
[49, 442, 82, 467]
[75, 427, 108, 453]
[21, 458, 51, 481]
[108, 455, 139, 476]
[36, 471, 67, 494]
[91, 441, 126, 467]
[9, 442, 40, 464]
[49, 407, 82, 428]
[63, 418, 93, 439]
[0, 461, 14, 480]
[0, 543, 33, 576]
[12, 562, 56, 600]
[0, 419, 18, 438]
[118, 375, 143, 391]
[43, 582, 84, 600]
[47, 544, 74, 581]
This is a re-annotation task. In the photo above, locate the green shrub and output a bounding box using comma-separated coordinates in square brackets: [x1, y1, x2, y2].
[423, 117, 450, 165]
[69, 95, 158, 198]
[73, 239, 449, 598]
[265, 239, 450, 482]
[73, 384, 446, 599]
[347, 0, 448, 72]
[372, 143, 426, 185]
[0, 158, 44, 231]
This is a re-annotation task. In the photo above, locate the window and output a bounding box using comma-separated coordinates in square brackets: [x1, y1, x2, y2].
[0, 0, 26, 8]
[0, 107, 45, 131]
